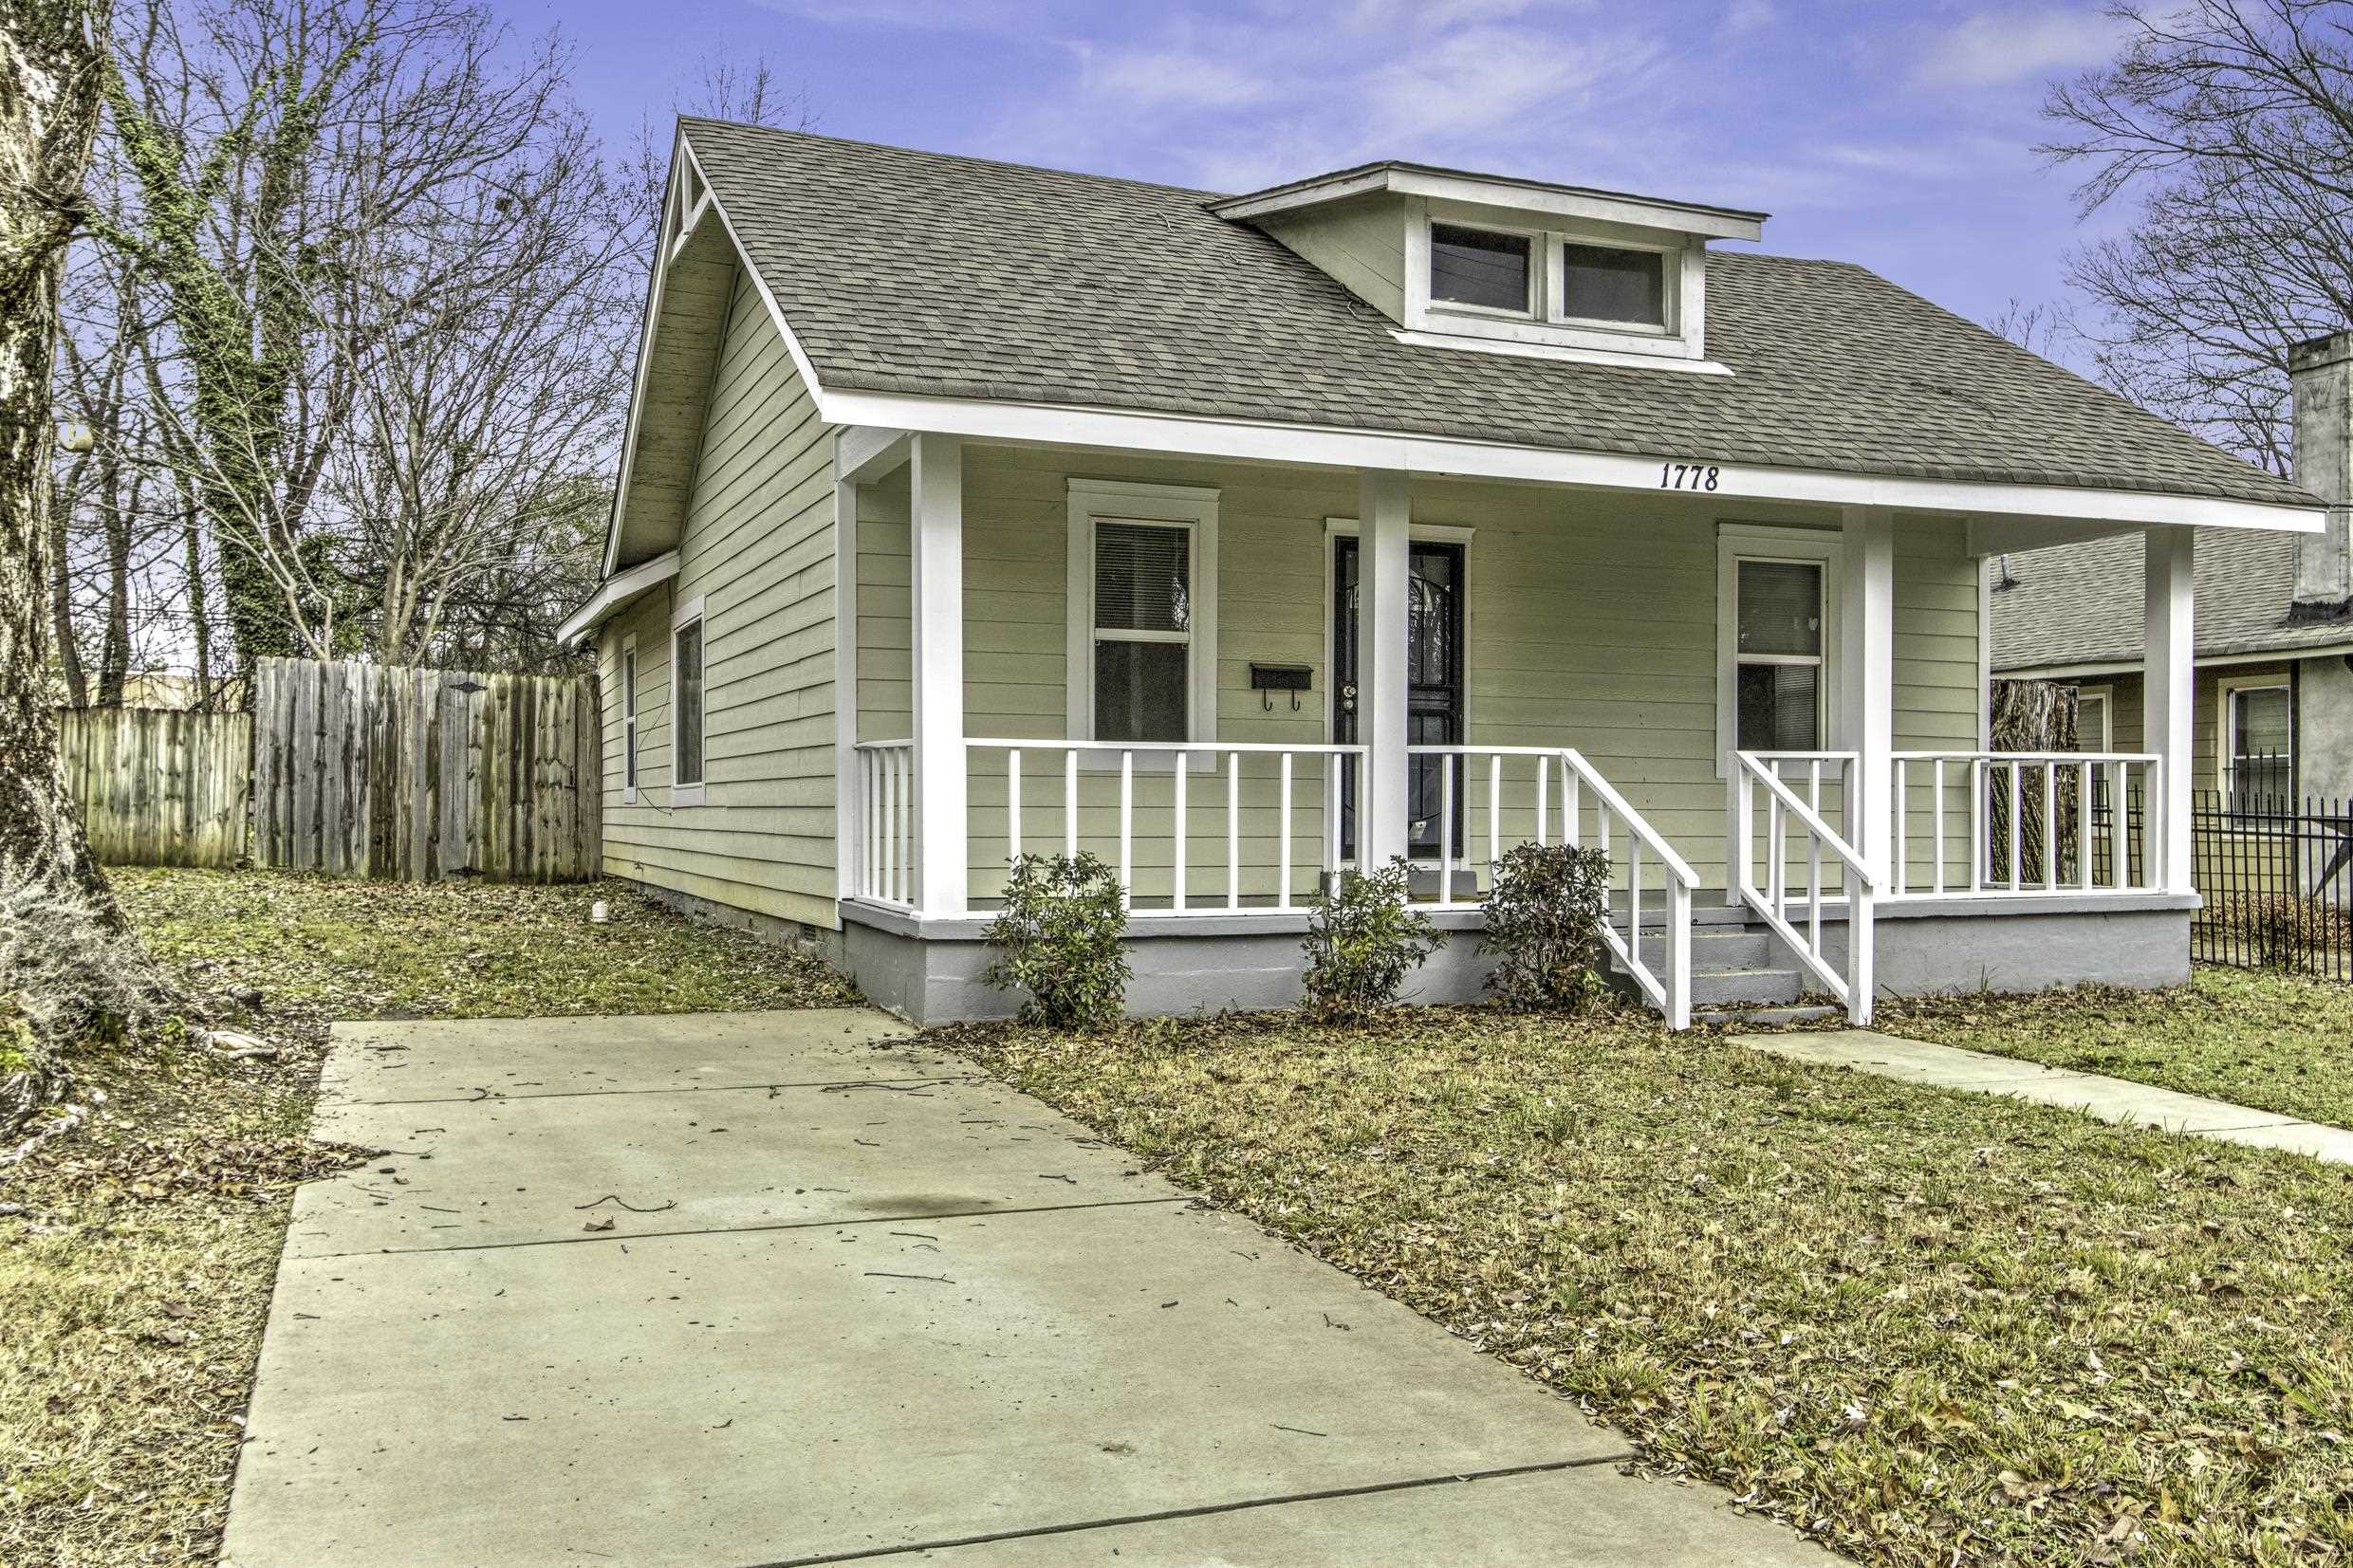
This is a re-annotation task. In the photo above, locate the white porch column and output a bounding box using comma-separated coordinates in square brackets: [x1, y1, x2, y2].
[2144, 526, 2196, 894]
[834, 472, 862, 902]
[1839, 506, 1896, 877]
[1358, 470, 1413, 868]
[909, 434, 967, 917]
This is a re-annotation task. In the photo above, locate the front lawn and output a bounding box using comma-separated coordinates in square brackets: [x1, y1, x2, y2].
[1881, 967, 2353, 1131]
[1, 869, 855, 1567]
[947, 1007, 2353, 1568]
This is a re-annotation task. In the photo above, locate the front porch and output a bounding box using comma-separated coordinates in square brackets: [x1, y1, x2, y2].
[830, 433, 2202, 1027]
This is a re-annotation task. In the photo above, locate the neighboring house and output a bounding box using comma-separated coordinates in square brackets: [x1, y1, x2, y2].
[1990, 334, 2353, 811]
[558, 120, 2325, 1027]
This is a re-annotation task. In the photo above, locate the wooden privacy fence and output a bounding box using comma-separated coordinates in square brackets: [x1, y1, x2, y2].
[58, 707, 253, 869]
[250, 657, 601, 881]
[58, 656, 602, 882]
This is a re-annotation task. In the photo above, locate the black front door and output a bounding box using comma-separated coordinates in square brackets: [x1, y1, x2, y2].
[1333, 537, 1465, 858]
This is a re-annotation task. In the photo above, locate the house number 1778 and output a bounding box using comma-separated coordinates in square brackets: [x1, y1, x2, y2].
[1659, 463, 1720, 491]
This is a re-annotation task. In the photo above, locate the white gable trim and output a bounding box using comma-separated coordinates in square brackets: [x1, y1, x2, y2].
[813, 388, 2324, 536]
[676, 137, 829, 415]
[558, 549, 679, 647]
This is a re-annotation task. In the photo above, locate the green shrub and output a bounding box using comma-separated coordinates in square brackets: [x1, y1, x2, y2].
[982, 853, 1132, 1027]
[1300, 858, 1443, 1022]
[1480, 841, 1613, 1011]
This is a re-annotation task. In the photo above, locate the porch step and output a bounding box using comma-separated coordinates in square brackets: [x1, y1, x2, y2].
[1690, 966, 1803, 1007]
[1634, 926, 1773, 971]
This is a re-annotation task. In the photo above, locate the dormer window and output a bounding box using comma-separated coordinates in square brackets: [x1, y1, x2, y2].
[1209, 160, 1763, 374]
[1560, 242, 1666, 328]
[1429, 224, 1531, 316]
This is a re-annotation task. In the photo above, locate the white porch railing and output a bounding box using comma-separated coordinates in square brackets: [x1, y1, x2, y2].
[851, 740, 916, 907]
[1412, 746, 1695, 1029]
[1889, 751, 2162, 897]
[967, 739, 1370, 913]
[1728, 750, 1876, 1023]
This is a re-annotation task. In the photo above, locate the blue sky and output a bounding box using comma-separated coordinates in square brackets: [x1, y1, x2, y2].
[527, 0, 2137, 343]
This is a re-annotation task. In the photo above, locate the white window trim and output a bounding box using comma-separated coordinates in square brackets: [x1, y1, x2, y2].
[669, 593, 707, 807]
[1405, 201, 1704, 364]
[1424, 220, 1538, 321]
[1550, 235, 1677, 336]
[1716, 524, 1842, 777]
[1065, 479, 1219, 759]
[2217, 672, 2292, 805]
[1321, 518, 1476, 744]
[621, 633, 639, 805]
[2071, 682, 2113, 752]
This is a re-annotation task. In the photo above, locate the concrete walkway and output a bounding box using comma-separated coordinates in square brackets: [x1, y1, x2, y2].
[224, 1010, 1825, 1567]
[1734, 1028, 2353, 1164]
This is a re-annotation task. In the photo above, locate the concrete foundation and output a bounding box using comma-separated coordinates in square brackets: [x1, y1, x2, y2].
[837, 894, 2197, 1025]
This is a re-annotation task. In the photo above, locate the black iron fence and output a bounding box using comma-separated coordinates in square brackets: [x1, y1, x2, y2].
[2192, 790, 2353, 980]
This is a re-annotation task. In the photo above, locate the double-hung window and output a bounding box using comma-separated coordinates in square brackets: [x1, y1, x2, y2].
[2222, 677, 2291, 812]
[621, 635, 639, 804]
[1091, 523, 1193, 743]
[671, 595, 706, 802]
[1733, 561, 1826, 748]
[1066, 480, 1219, 747]
[1717, 527, 1838, 768]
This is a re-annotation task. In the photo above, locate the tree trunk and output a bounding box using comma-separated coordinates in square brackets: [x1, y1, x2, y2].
[1, 0, 172, 1138]
[45, 470, 85, 708]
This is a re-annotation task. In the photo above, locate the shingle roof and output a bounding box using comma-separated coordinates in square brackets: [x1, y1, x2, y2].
[680, 119, 2314, 511]
[1988, 530, 2353, 671]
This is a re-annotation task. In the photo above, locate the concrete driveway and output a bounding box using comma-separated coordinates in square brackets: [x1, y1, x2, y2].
[223, 1009, 1824, 1567]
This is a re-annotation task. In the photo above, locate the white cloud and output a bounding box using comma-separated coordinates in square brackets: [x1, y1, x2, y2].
[1907, 8, 2123, 89]
[981, 7, 1679, 192]
[1721, 0, 1775, 36]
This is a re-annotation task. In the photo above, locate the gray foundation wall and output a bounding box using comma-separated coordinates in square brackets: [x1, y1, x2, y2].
[838, 896, 2195, 1025]
[1798, 901, 2193, 996]
[843, 907, 1499, 1025]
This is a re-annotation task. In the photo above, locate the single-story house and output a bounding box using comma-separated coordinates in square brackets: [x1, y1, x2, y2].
[557, 119, 2325, 1027]
[1989, 332, 2353, 811]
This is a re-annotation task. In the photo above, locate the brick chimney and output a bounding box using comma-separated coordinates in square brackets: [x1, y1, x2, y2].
[2291, 329, 2353, 617]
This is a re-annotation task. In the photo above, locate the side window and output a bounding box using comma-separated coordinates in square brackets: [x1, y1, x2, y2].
[1732, 559, 1825, 750]
[2071, 685, 2110, 753]
[621, 636, 639, 803]
[672, 608, 706, 794]
[2226, 681, 2291, 811]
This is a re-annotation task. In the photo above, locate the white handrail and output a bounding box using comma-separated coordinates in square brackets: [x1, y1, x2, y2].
[1412, 745, 1695, 1029]
[1730, 749, 1875, 1023]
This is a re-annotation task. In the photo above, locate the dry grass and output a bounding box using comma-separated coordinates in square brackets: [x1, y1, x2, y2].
[1882, 968, 2353, 1131]
[1, 869, 856, 1566]
[945, 1005, 2353, 1567]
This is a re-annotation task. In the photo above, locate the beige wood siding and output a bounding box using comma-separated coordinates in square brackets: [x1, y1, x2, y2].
[597, 266, 841, 929]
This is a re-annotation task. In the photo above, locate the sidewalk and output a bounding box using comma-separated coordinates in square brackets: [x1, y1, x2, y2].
[1733, 1028, 2353, 1164]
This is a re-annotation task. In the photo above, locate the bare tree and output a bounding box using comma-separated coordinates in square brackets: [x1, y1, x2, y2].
[1, 0, 176, 1140]
[2042, 0, 2353, 474]
[92, 0, 597, 669]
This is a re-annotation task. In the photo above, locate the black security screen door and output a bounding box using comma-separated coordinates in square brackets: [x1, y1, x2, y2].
[1333, 538, 1465, 858]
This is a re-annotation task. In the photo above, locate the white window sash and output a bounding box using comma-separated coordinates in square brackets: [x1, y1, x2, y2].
[1715, 525, 1841, 774]
[1065, 480, 1220, 751]
[621, 635, 639, 804]
[2218, 675, 2291, 804]
[670, 593, 707, 806]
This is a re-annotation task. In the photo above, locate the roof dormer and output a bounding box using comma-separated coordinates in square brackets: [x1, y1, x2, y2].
[1209, 161, 1766, 374]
